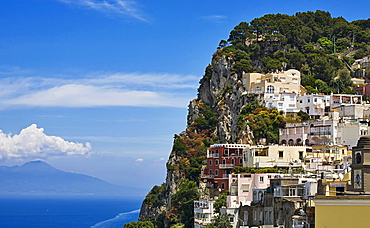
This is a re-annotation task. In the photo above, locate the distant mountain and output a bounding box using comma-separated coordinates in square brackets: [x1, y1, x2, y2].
[0, 161, 146, 197]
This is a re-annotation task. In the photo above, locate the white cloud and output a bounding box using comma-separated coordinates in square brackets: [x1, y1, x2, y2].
[0, 71, 198, 109]
[201, 15, 227, 23]
[58, 0, 147, 22]
[135, 158, 144, 162]
[0, 124, 91, 160]
[4, 84, 190, 108]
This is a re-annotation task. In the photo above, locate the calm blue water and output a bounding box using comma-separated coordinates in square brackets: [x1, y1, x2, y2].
[0, 197, 142, 228]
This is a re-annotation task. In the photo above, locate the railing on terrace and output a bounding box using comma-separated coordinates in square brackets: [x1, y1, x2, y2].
[208, 154, 219, 158]
[310, 132, 331, 135]
[210, 144, 250, 149]
[219, 164, 234, 168]
[194, 218, 212, 226]
[200, 174, 214, 179]
[222, 174, 230, 179]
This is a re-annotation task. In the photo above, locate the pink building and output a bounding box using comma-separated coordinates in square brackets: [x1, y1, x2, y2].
[354, 84, 370, 96]
[227, 173, 278, 208]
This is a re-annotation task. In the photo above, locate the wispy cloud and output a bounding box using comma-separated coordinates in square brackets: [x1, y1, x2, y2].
[201, 15, 227, 23]
[0, 124, 91, 161]
[66, 135, 171, 144]
[0, 70, 198, 109]
[58, 0, 147, 22]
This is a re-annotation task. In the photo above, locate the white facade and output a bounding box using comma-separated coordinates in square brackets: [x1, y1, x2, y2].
[297, 94, 364, 118]
[337, 119, 370, 149]
[243, 145, 307, 168]
[194, 199, 216, 228]
[279, 112, 340, 146]
[265, 93, 299, 113]
[297, 94, 331, 117]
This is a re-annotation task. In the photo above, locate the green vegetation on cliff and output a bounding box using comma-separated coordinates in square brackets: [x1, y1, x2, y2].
[207, 10, 370, 94]
[137, 10, 370, 228]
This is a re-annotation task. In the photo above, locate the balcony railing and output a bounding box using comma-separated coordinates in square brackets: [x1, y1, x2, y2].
[208, 154, 219, 158]
[200, 174, 214, 179]
[219, 164, 234, 169]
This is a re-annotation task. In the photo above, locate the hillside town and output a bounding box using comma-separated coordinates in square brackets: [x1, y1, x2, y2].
[194, 67, 370, 228]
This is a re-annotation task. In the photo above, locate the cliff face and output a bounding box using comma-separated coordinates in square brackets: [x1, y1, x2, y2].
[139, 56, 261, 224]
[195, 57, 258, 144]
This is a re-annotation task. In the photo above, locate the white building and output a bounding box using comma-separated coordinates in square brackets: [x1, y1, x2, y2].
[265, 93, 300, 113]
[279, 113, 370, 149]
[297, 94, 331, 117]
[297, 94, 364, 118]
[194, 199, 217, 228]
[243, 145, 308, 168]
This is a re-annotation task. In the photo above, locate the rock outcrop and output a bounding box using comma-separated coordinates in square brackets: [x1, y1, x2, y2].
[139, 56, 262, 225]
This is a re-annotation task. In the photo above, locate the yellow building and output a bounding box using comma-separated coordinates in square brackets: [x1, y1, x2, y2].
[315, 196, 370, 228]
[242, 69, 302, 94]
[318, 173, 351, 196]
[309, 144, 350, 163]
[314, 135, 370, 227]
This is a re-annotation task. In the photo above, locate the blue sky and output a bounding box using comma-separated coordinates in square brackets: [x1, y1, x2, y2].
[0, 0, 368, 190]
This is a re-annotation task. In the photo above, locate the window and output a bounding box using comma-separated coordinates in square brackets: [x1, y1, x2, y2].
[256, 86, 261, 93]
[289, 188, 296, 196]
[231, 159, 234, 165]
[224, 149, 229, 156]
[279, 151, 284, 158]
[308, 98, 310, 103]
[215, 170, 218, 176]
[229, 216, 234, 223]
[241, 184, 250, 192]
[269, 211, 272, 222]
[254, 148, 268, 156]
[209, 170, 213, 175]
[221, 183, 225, 189]
[299, 151, 303, 160]
[209, 160, 212, 166]
[215, 159, 219, 165]
[240, 158, 243, 165]
[267, 85, 274, 93]
[222, 159, 226, 164]
[259, 176, 264, 182]
[292, 79, 298, 83]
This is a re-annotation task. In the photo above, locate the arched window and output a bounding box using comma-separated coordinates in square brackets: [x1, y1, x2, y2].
[267, 85, 274, 93]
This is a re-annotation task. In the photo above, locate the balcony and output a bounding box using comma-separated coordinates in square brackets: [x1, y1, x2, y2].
[219, 164, 235, 169]
[208, 154, 219, 158]
[201, 174, 214, 179]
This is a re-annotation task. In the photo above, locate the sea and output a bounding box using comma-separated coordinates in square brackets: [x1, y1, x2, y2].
[0, 197, 142, 228]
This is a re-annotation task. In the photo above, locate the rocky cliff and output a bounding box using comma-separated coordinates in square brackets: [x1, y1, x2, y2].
[137, 10, 370, 227]
[138, 55, 261, 226]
